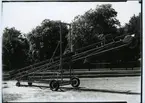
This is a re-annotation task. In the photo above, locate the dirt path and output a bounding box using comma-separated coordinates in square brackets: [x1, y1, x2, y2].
[3, 76, 141, 103]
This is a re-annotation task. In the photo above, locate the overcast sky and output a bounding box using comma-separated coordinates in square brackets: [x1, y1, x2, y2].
[2, 1, 141, 34]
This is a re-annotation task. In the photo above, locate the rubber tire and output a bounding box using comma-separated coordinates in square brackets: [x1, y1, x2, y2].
[49, 80, 59, 91]
[28, 82, 32, 86]
[71, 77, 80, 88]
[16, 81, 20, 87]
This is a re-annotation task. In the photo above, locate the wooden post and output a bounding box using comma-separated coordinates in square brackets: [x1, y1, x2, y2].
[59, 22, 63, 83]
[70, 24, 73, 52]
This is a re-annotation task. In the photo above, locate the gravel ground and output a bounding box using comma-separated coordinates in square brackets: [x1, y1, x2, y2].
[2, 76, 141, 103]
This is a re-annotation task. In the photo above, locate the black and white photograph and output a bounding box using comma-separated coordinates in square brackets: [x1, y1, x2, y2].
[1, 0, 142, 103]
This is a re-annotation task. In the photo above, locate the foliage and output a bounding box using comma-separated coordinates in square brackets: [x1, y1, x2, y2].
[2, 6, 141, 71]
[125, 13, 141, 36]
[69, 4, 120, 50]
[27, 19, 69, 62]
[2, 27, 30, 71]
[126, 13, 141, 59]
[116, 13, 141, 61]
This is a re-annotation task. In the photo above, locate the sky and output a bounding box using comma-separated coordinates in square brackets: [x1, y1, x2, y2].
[2, 1, 141, 34]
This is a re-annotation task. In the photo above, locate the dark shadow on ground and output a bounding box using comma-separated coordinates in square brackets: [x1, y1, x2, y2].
[18, 84, 140, 95]
[17, 84, 49, 89]
[61, 87, 140, 95]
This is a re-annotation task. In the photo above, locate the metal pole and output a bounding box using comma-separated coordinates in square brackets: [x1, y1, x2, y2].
[59, 22, 63, 83]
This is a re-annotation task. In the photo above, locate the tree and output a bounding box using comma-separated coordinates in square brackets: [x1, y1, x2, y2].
[125, 13, 141, 36]
[69, 4, 120, 50]
[2, 27, 30, 71]
[27, 19, 69, 62]
[124, 13, 141, 60]
[115, 13, 141, 62]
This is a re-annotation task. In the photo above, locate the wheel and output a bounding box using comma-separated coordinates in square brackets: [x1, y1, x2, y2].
[71, 77, 80, 87]
[49, 80, 59, 91]
[16, 81, 20, 87]
[28, 82, 32, 86]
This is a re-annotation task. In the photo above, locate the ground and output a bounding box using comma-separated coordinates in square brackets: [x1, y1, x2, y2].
[3, 76, 141, 103]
